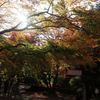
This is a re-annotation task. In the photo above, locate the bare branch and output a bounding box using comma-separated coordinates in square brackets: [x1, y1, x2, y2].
[0, 1, 8, 7]
[47, 0, 54, 12]
[27, 19, 53, 26]
[27, 11, 48, 19]
[0, 11, 48, 34]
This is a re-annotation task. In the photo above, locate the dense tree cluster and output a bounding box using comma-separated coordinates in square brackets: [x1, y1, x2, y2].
[0, 0, 100, 89]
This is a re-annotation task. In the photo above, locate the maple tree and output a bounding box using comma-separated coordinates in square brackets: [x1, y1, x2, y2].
[0, 0, 100, 90]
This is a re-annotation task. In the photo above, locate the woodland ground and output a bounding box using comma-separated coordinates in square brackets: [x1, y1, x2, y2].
[0, 83, 76, 100]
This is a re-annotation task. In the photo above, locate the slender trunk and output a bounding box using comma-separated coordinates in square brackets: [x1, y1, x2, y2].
[48, 74, 51, 89]
[52, 65, 59, 92]
[43, 74, 49, 89]
[52, 72, 58, 91]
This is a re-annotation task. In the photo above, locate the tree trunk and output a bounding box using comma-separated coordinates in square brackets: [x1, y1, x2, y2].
[43, 73, 49, 89]
[52, 72, 58, 91]
[52, 65, 59, 92]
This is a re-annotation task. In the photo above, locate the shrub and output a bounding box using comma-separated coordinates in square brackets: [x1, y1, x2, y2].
[69, 76, 81, 88]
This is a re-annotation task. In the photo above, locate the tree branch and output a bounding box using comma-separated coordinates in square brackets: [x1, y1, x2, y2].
[0, 11, 48, 34]
[0, 1, 8, 7]
[0, 43, 26, 52]
[0, 2, 88, 35]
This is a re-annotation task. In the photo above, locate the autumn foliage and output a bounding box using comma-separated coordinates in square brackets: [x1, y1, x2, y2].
[0, 0, 100, 89]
